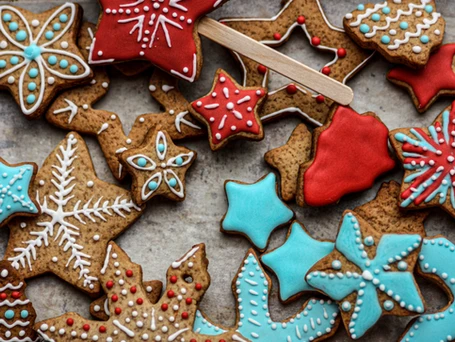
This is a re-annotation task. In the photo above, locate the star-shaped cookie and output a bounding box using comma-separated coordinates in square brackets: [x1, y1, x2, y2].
[119, 127, 197, 205]
[221, 173, 294, 251]
[5, 133, 143, 295]
[89, 0, 227, 82]
[264, 124, 312, 201]
[36, 242, 243, 341]
[189, 69, 266, 151]
[388, 44, 455, 113]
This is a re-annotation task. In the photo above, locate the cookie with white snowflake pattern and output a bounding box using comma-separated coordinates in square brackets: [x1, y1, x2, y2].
[0, 3, 92, 119]
[4, 132, 143, 296]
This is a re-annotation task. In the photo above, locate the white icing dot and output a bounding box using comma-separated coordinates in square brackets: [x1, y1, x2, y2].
[31, 20, 40, 27]
[20, 222, 26, 228]
[247, 120, 253, 127]
[345, 13, 353, 19]
[389, 29, 397, 36]
[60, 41, 68, 49]
[102, 82, 109, 89]
[111, 115, 116, 120]
[39, 180, 45, 186]
[146, 286, 153, 293]
[7, 76, 14, 84]
[149, 85, 156, 92]
[82, 104, 89, 110]
[415, 11, 422, 17]
[412, 46, 422, 54]
[98, 51, 103, 57]
[48, 77, 55, 85]
[0, 270, 8, 278]
[215, 133, 222, 140]
[94, 305, 100, 312]
[139, 117, 145, 123]
[0, 40, 7, 49]
[87, 181, 94, 188]
[435, 29, 441, 35]
[93, 235, 100, 241]
[52, 257, 58, 263]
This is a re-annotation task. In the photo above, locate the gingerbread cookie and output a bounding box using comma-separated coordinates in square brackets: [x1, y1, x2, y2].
[0, 158, 39, 228]
[5, 132, 143, 295]
[221, 173, 294, 252]
[343, 1, 445, 69]
[36, 242, 242, 341]
[296, 105, 395, 207]
[306, 181, 428, 340]
[0, 3, 92, 118]
[189, 69, 266, 151]
[89, 0, 227, 82]
[119, 127, 197, 205]
[264, 124, 312, 202]
[388, 44, 455, 113]
[390, 101, 455, 218]
[220, 0, 373, 126]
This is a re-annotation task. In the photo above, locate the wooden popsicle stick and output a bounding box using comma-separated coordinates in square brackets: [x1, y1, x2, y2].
[198, 17, 353, 106]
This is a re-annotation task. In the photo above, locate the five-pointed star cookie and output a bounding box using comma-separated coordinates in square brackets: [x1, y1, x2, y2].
[388, 44, 455, 113]
[36, 242, 243, 342]
[46, 22, 203, 182]
[0, 3, 92, 118]
[189, 69, 266, 151]
[264, 124, 312, 202]
[220, 0, 373, 126]
[261, 221, 334, 303]
[5, 132, 143, 295]
[390, 101, 455, 218]
[221, 173, 294, 252]
[119, 127, 197, 205]
[0, 158, 39, 228]
[89, 0, 227, 82]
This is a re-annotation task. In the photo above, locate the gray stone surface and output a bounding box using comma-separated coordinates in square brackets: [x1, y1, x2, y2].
[0, 0, 454, 340]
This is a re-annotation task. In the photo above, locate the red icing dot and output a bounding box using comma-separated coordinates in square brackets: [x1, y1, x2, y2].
[167, 290, 175, 298]
[161, 303, 169, 311]
[316, 95, 325, 103]
[99, 326, 106, 333]
[195, 283, 203, 291]
[322, 67, 331, 75]
[11, 292, 21, 299]
[182, 312, 189, 319]
[114, 307, 122, 315]
[257, 65, 267, 74]
[66, 318, 74, 326]
[111, 294, 118, 302]
[337, 48, 347, 58]
[286, 84, 298, 95]
[312, 37, 321, 46]
[83, 324, 90, 331]
[170, 275, 178, 284]
[297, 15, 305, 25]
[0, 293, 7, 300]
[185, 298, 192, 305]
[130, 286, 137, 294]
[273, 32, 282, 41]
[136, 298, 144, 305]
[126, 270, 133, 277]
[106, 280, 114, 289]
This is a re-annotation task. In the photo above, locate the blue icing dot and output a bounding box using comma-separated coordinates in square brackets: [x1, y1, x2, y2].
[0, 60, 6, 68]
[383, 300, 394, 311]
[175, 157, 183, 166]
[53, 23, 61, 31]
[28, 82, 36, 91]
[48, 55, 57, 65]
[169, 178, 177, 187]
[420, 35, 429, 44]
[4, 310, 14, 319]
[2, 13, 11, 22]
[26, 94, 36, 104]
[59, 14, 68, 23]
[137, 157, 147, 167]
[69, 64, 78, 74]
[29, 68, 38, 78]
[8, 22, 18, 31]
[357, 4, 365, 11]
[59, 59, 68, 68]
[400, 22, 409, 30]
[371, 13, 381, 22]
[341, 301, 352, 312]
[332, 260, 342, 270]
[148, 181, 158, 190]
[381, 35, 391, 44]
[382, 7, 390, 14]
[20, 310, 29, 319]
[45, 31, 54, 40]
[158, 143, 165, 152]
[10, 56, 19, 65]
[360, 24, 370, 34]
[364, 236, 375, 246]
[24, 44, 41, 60]
[16, 30, 27, 42]
[425, 5, 433, 13]
[398, 261, 408, 271]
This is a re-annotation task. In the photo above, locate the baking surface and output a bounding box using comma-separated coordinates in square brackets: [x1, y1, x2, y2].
[0, 0, 454, 340]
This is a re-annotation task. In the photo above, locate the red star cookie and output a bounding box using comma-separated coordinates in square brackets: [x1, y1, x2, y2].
[89, 0, 227, 82]
[388, 44, 455, 113]
[189, 69, 266, 151]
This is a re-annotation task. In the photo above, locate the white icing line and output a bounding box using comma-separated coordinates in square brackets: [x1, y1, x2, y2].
[100, 244, 112, 275]
[113, 319, 135, 337]
[172, 246, 199, 268]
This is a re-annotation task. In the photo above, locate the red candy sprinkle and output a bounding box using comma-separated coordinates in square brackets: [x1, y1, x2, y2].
[170, 275, 178, 284]
[106, 280, 114, 289]
[83, 324, 90, 331]
[136, 298, 144, 305]
[286, 84, 298, 95]
[257, 65, 267, 74]
[195, 283, 203, 291]
[130, 286, 137, 294]
[312, 37, 321, 46]
[297, 15, 305, 25]
[322, 67, 331, 75]
[182, 312, 189, 319]
[273, 32, 282, 41]
[126, 270, 133, 277]
[167, 290, 175, 298]
[186, 298, 192, 305]
[99, 326, 106, 333]
[316, 95, 325, 103]
[115, 307, 122, 315]
[161, 303, 169, 311]
[337, 48, 347, 58]
[66, 318, 74, 326]
[0, 293, 7, 300]
[111, 294, 118, 302]
[11, 292, 21, 299]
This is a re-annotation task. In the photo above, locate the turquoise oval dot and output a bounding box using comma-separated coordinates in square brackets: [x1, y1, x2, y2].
[360, 24, 370, 34]
[9, 22, 18, 31]
[158, 144, 165, 152]
[69, 64, 78, 74]
[398, 261, 408, 271]
[383, 300, 394, 311]
[45, 31, 54, 40]
[4, 310, 14, 319]
[20, 310, 29, 319]
[16, 30, 27, 42]
[10, 56, 19, 65]
[332, 260, 342, 270]
[341, 301, 351, 312]
[48, 55, 57, 65]
[420, 35, 429, 44]
[2, 13, 11, 22]
[28, 82, 36, 91]
[382, 7, 391, 14]
[0, 60, 6, 68]
[400, 22, 408, 30]
[175, 157, 183, 166]
[137, 157, 147, 167]
[148, 181, 158, 190]
[59, 14, 68, 23]
[372, 13, 380, 21]
[59, 59, 68, 68]
[357, 4, 365, 11]
[26, 94, 36, 104]
[381, 35, 391, 44]
[425, 5, 433, 13]
[53, 23, 61, 31]
[29, 68, 38, 78]
[169, 178, 177, 187]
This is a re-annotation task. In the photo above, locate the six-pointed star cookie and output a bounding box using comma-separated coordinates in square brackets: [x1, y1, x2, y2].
[390, 101, 455, 218]
[5, 133, 143, 295]
[262, 221, 334, 303]
[89, 0, 227, 82]
[190, 69, 266, 151]
[0, 3, 92, 118]
[221, 173, 294, 251]
[0, 157, 39, 228]
[264, 123, 312, 202]
[119, 127, 197, 205]
[388, 44, 455, 113]
[36, 242, 243, 342]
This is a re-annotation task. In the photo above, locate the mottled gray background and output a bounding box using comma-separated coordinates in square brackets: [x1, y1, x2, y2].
[0, 0, 454, 341]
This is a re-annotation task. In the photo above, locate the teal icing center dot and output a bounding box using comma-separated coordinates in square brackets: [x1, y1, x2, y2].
[169, 178, 177, 187]
[24, 44, 41, 61]
[148, 181, 158, 190]
[175, 157, 183, 166]
[137, 157, 147, 167]
[158, 144, 165, 152]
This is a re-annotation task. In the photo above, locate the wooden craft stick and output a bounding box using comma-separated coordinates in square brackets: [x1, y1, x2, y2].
[198, 17, 353, 106]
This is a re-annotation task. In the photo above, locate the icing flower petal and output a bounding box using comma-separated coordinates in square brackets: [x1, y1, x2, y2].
[126, 154, 156, 171]
[0, 5, 33, 49]
[155, 131, 167, 160]
[336, 213, 366, 268]
[371, 234, 422, 269]
[167, 152, 194, 168]
[19, 58, 45, 116]
[307, 272, 361, 301]
[378, 272, 424, 312]
[142, 172, 163, 201]
[35, 3, 76, 47]
[350, 284, 382, 339]
[0, 51, 27, 79]
[40, 48, 91, 80]
[163, 169, 184, 198]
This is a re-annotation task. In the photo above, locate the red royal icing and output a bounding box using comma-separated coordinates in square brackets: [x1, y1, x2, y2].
[303, 106, 395, 206]
[388, 44, 455, 110]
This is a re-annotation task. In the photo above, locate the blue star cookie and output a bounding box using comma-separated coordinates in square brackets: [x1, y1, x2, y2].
[221, 173, 294, 251]
[262, 221, 334, 302]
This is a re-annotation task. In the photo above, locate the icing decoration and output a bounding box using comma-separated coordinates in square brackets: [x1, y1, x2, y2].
[0, 3, 91, 117]
[390, 102, 455, 217]
[221, 173, 294, 251]
[36, 242, 241, 341]
[0, 158, 38, 227]
[190, 70, 266, 151]
[119, 127, 196, 204]
[307, 211, 425, 339]
[387, 44, 455, 113]
[297, 106, 395, 207]
[5, 133, 142, 295]
[89, 0, 225, 82]
[399, 237, 455, 342]
[193, 250, 340, 341]
[261, 221, 334, 302]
